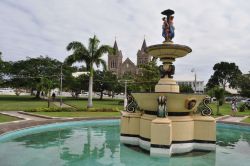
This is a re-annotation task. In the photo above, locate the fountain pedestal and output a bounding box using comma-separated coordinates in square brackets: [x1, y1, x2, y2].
[155, 78, 179, 93]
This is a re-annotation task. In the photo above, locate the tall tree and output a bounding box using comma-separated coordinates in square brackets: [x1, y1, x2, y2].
[206, 62, 242, 90]
[136, 61, 160, 92]
[65, 35, 113, 108]
[0, 51, 3, 84]
[39, 77, 56, 107]
[5, 56, 62, 97]
[94, 70, 118, 100]
[238, 72, 250, 97]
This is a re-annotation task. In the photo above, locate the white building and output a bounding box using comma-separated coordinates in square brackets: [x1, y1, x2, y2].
[176, 80, 205, 93]
[72, 72, 89, 78]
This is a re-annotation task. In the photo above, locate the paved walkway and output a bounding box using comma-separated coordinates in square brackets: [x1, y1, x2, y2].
[0, 111, 47, 121]
[217, 115, 248, 122]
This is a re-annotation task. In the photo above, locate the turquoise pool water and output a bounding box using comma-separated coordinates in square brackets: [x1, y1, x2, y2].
[0, 120, 250, 166]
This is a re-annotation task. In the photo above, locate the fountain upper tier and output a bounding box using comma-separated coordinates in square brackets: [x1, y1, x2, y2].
[147, 43, 192, 63]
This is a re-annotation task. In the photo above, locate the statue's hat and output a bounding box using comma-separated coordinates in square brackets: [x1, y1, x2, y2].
[161, 9, 175, 17]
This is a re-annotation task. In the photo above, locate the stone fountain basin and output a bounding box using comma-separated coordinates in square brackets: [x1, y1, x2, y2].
[132, 92, 206, 113]
[146, 44, 192, 59]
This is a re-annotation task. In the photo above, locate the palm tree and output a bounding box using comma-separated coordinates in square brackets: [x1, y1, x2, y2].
[65, 35, 112, 108]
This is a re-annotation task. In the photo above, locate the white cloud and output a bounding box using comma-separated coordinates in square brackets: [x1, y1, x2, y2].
[0, 0, 249, 83]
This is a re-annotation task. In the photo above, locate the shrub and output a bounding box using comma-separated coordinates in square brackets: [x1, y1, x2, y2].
[239, 103, 246, 112]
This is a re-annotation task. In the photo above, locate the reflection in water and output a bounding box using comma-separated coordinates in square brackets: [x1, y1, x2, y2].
[0, 122, 250, 166]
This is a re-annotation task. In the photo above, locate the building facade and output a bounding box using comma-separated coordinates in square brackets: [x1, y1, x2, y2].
[108, 39, 151, 77]
[176, 80, 205, 93]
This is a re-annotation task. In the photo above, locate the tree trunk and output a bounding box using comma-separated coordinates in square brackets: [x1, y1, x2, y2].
[36, 90, 40, 99]
[47, 90, 51, 108]
[48, 98, 50, 108]
[216, 101, 220, 115]
[87, 67, 93, 108]
[100, 91, 103, 100]
[31, 88, 35, 96]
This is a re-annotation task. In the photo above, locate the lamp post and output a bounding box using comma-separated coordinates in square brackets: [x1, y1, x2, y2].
[60, 65, 63, 107]
[124, 80, 127, 110]
[191, 68, 197, 93]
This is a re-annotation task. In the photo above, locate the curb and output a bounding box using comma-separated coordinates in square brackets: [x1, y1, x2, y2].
[215, 115, 231, 121]
[0, 112, 26, 120]
[0, 112, 25, 124]
[0, 117, 121, 135]
[217, 120, 250, 126]
[18, 111, 56, 119]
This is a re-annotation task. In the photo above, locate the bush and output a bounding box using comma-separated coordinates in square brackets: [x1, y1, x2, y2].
[239, 103, 246, 112]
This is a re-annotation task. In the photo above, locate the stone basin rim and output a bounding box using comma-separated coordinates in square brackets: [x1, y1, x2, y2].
[131, 92, 207, 96]
[146, 43, 192, 53]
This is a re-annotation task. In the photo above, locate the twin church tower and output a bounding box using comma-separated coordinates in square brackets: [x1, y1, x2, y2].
[107, 39, 151, 77]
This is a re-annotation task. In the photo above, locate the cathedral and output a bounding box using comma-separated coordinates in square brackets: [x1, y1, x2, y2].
[107, 39, 151, 77]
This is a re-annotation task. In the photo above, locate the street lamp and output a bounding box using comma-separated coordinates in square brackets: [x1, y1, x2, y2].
[60, 65, 63, 107]
[124, 80, 127, 110]
[118, 79, 133, 110]
[191, 68, 197, 93]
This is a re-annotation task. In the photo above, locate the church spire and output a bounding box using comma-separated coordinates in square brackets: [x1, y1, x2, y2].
[141, 38, 147, 51]
[113, 39, 119, 54]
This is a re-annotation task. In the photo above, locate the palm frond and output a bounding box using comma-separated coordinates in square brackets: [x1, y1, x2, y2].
[66, 41, 85, 51]
[88, 35, 100, 56]
[93, 45, 113, 60]
[95, 59, 107, 71]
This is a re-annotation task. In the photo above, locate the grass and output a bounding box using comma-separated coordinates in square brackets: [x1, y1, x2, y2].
[242, 117, 250, 123]
[209, 102, 250, 117]
[0, 95, 58, 111]
[34, 111, 120, 118]
[63, 97, 124, 110]
[0, 114, 20, 123]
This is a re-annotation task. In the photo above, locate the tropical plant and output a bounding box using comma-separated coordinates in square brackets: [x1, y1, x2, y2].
[214, 86, 225, 115]
[65, 35, 113, 108]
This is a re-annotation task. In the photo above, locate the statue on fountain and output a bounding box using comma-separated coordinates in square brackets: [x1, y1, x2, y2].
[161, 9, 175, 42]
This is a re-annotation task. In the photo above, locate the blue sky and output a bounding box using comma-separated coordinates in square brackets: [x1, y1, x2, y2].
[0, 0, 250, 82]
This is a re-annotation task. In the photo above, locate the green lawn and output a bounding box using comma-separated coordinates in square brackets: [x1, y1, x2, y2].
[0, 95, 58, 111]
[34, 111, 120, 118]
[0, 114, 20, 123]
[242, 117, 250, 123]
[209, 103, 250, 117]
[63, 98, 124, 110]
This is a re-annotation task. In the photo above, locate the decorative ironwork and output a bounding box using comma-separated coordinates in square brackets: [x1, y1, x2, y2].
[126, 94, 138, 113]
[157, 96, 167, 117]
[198, 97, 212, 116]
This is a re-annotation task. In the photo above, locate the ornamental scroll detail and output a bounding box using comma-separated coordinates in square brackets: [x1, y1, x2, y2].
[126, 94, 138, 113]
[198, 97, 212, 116]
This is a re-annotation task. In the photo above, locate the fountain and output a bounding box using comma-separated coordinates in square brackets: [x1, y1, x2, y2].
[120, 9, 216, 157]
